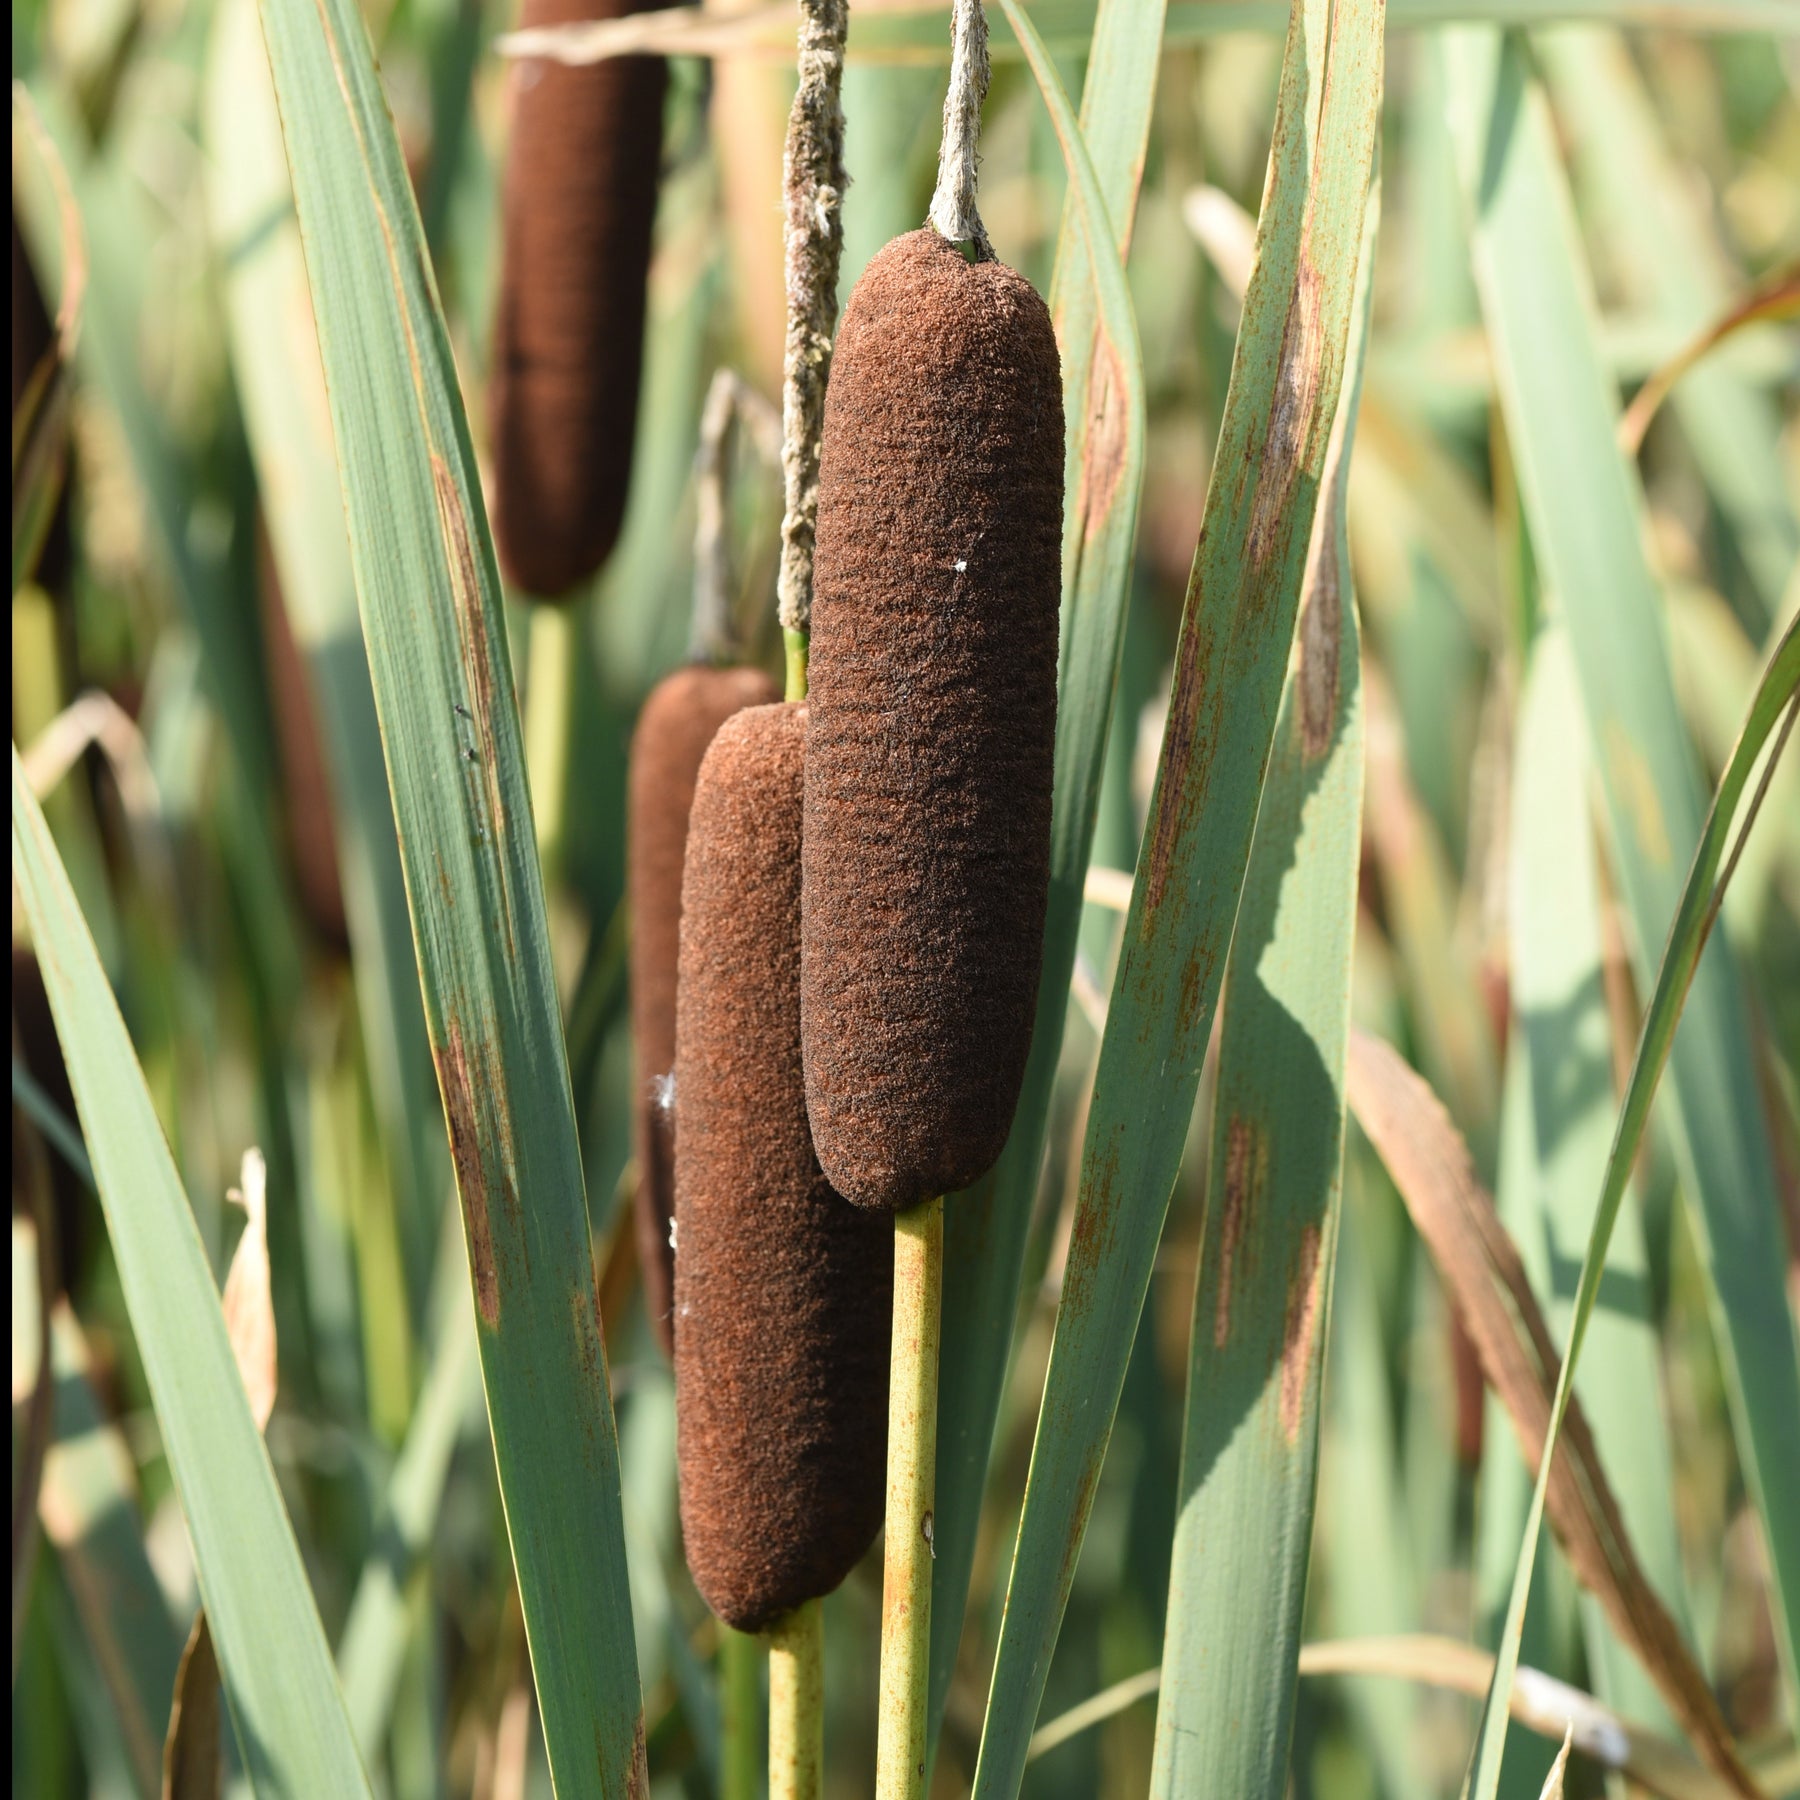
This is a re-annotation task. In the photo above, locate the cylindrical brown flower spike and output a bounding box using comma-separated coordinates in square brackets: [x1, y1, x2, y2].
[628, 662, 779, 1351]
[489, 2, 665, 599]
[674, 703, 892, 1631]
[802, 227, 1064, 1212]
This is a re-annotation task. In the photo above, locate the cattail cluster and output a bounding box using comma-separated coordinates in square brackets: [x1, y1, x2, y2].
[658, 225, 1063, 1629]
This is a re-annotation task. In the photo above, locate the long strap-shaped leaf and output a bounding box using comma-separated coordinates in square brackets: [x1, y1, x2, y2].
[1445, 26, 1800, 1723]
[1535, 27, 1797, 631]
[971, 4, 1385, 1792]
[1458, 605, 1800, 1797]
[1506, 627, 1688, 1736]
[1150, 163, 1377, 1800]
[250, 0, 646, 1785]
[12, 752, 372, 1798]
[930, 0, 1155, 1754]
[204, 0, 443, 1323]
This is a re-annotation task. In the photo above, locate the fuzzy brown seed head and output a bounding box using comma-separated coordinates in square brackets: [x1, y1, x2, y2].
[488, 5, 665, 599]
[627, 662, 780, 1353]
[801, 228, 1064, 1211]
[673, 704, 892, 1631]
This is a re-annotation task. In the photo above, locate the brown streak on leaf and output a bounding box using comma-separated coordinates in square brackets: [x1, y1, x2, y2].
[1214, 1116, 1264, 1347]
[430, 454, 521, 960]
[162, 1611, 220, 1800]
[1298, 530, 1342, 763]
[435, 1016, 499, 1328]
[1245, 249, 1325, 577]
[631, 1708, 650, 1796]
[1345, 1030, 1757, 1800]
[1280, 1225, 1325, 1443]
[1072, 329, 1128, 549]
[1142, 613, 1217, 914]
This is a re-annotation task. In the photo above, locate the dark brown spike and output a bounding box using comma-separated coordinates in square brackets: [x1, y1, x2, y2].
[801, 228, 1064, 1212]
[627, 662, 780, 1352]
[488, 6, 666, 599]
[673, 703, 892, 1631]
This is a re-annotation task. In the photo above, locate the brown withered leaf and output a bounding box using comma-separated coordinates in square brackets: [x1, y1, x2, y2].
[1345, 1029, 1758, 1800]
[162, 1611, 220, 1800]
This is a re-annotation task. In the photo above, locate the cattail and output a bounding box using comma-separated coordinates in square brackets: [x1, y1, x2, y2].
[673, 703, 892, 1631]
[489, 2, 666, 598]
[801, 227, 1063, 1212]
[627, 661, 780, 1351]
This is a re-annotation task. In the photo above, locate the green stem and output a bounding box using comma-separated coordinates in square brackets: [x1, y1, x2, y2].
[876, 1195, 944, 1800]
[720, 1625, 762, 1800]
[768, 1599, 823, 1799]
[784, 627, 810, 705]
[523, 601, 577, 885]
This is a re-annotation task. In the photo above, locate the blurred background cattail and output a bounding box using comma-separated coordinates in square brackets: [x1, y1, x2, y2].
[488, 1, 666, 598]
[627, 660, 778, 1351]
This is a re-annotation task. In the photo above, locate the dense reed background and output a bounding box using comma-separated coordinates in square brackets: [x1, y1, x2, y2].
[10, 0, 1798, 1796]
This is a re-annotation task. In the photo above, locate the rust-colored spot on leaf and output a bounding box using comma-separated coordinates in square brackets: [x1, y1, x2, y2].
[1279, 1224, 1325, 1442]
[1245, 249, 1326, 578]
[1297, 534, 1342, 762]
[1072, 327, 1129, 549]
[435, 1015, 499, 1328]
[1142, 614, 1218, 914]
[1056, 1452, 1107, 1593]
[432, 453, 517, 961]
[570, 1282, 610, 1445]
[624, 1711, 649, 1798]
[1213, 1116, 1265, 1347]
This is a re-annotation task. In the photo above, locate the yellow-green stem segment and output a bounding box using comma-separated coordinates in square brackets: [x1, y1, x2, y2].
[784, 627, 810, 704]
[876, 1195, 944, 1799]
[719, 1625, 762, 1800]
[524, 600, 576, 882]
[768, 1599, 824, 1799]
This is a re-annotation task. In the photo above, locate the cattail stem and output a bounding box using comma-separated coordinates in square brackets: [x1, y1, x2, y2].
[525, 601, 576, 881]
[767, 1599, 824, 1799]
[927, 0, 993, 261]
[690, 368, 782, 667]
[719, 1625, 762, 1800]
[775, 0, 848, 638]
[784, 628, 809, 704]
[876, 1194, 944, 1800]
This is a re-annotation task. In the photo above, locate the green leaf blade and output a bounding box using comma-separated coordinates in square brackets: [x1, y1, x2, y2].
[12, 752, 373, 1800]
[249, 0, 647, 1781]
[1447, 25, 1800, 1733]
[929, 0, 1155, 1756]
[1151, 164, 1378, 1800]
[972, 1, 1388, 1790]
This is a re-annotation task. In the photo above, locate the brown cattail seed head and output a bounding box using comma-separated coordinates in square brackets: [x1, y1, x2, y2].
[489, 6, 666, 599]
[674, 703, 892, 1631]
[802, 228, 1064, 1211]
[627, 662, 780, 1352]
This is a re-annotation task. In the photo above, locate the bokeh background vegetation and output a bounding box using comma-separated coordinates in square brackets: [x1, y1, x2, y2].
[11, 0, 1798, 1794]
